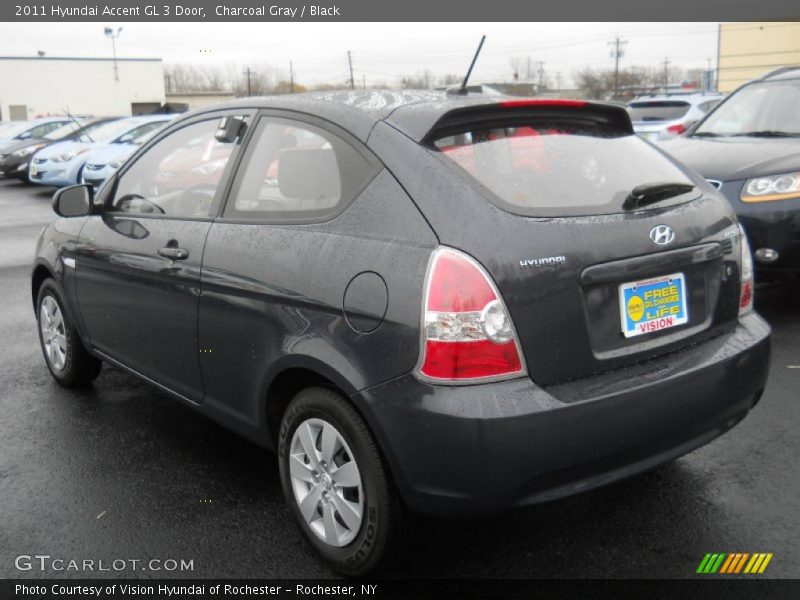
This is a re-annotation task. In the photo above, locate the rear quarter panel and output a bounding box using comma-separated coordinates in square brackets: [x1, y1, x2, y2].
[197, 170, 437, 438]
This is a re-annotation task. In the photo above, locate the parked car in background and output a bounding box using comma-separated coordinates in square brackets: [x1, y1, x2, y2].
[29, 115, 176, 187]
[0, 117, 120, 182]
[662, 67, 800, 278]
[32, 92, 770, 575]
[81, 126, 167, 190]
[629, 93, 724, 143]
[0, 117, 76, 153]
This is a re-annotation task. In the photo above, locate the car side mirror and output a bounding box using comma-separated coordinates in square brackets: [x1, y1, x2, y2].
[52, 184, 94, 217]
[18, 132, 31, 140]
[215, 116, 245, 143]
[118, 133, 134, 144]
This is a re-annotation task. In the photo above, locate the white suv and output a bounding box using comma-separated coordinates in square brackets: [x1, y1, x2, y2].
[628, 93, 725, 143]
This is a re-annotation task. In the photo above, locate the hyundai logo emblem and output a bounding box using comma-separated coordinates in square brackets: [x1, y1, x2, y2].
[650, 225, 675, 246]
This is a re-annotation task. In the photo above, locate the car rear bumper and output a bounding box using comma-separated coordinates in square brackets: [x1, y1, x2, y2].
[353, 313, 771, 516]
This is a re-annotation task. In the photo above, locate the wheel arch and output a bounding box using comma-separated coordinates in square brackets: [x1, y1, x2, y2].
[31, 262, 56, 309]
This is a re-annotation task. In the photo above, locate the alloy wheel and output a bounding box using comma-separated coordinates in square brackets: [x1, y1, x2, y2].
[288, 418, 364, 547]
[40, 295, 67, 371]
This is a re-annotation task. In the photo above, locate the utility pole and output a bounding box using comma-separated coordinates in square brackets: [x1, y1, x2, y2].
[526, 56, 531, 81]
[535, 61, 545, 91]
[347, 51, 355, 90]
[662, 57, 670, 94]
[362, 74, 366, 90]
[289, 61, 294, 93]
[243, 67, 252, 96]
[164, 73, 171, 93]
[608, 35, 627, 100]
[104, 27, 122, 82]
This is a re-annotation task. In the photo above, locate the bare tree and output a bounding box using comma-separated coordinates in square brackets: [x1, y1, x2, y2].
[574, 65, 689, 100]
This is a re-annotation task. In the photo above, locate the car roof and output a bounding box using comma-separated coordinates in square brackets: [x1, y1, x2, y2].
[182, 90, 629, 143]
[630, 93, 724, 103]
[29, 116, 75, 124]
[759, 66, 800, 81]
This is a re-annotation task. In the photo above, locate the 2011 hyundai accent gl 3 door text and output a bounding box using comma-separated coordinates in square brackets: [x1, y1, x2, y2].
[32, 91, 771, 575]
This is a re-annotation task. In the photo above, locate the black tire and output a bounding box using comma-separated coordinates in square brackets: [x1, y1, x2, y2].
[278, 387, 405, 576]
[36, 279, 102, 387]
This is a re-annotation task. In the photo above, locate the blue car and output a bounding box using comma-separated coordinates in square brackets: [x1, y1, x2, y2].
[29, 115, 175, 187]
[80, 126, 166, 190]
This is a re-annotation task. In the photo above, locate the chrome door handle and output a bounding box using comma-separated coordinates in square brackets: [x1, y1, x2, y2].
[157, 247, 189, 260]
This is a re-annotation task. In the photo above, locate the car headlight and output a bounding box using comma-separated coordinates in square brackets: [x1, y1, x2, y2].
[12, 144, 45, 157]
[52, 148, 89, 163]
[741, 172, 800, 202]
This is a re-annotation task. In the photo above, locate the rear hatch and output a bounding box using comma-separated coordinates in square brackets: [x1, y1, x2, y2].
[401, 99, 742, 385]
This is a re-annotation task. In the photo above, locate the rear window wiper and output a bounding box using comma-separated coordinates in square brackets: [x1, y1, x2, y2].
[623, 182, 696, 210]
[690, 131, 724, 138]
[731, 130, 800, 138]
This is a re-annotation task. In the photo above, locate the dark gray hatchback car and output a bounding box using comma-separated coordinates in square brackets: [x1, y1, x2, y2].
[32, 91, 771, 574]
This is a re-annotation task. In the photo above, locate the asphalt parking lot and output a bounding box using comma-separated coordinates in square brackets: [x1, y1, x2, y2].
[0, 177, 798, 579]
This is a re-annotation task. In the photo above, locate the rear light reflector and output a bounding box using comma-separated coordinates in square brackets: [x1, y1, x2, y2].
[418, 247, 526, 383]
[738, 224, 754, 314]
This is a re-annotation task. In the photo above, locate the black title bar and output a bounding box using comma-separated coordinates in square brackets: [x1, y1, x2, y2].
[2, 0, 800, 22]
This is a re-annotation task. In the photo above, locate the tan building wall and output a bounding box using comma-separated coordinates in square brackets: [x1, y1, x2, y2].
[718, 22, 800, 92]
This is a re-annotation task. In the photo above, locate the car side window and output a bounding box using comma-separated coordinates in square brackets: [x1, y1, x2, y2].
[111, 119, 235, 218]
[224, 118, 378, 221]
[698, 100, 720, 114]
[118, 121, 166, 142]
[26, 121, 65, 138]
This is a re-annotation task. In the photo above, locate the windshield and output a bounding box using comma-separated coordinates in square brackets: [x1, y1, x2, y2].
[79, 118, 141, 143]
[44, 121, 83, 141]
[628, 101, 691, 122]
[695, 79, 800, 136]
[433, 122, 695, 217]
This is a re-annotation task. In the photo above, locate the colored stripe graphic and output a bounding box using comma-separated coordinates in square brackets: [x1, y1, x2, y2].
[700, 553, 773, 574]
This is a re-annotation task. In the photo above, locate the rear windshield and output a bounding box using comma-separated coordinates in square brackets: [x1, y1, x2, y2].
[433, 122, 695, 217]
[628, 101, 691, 122]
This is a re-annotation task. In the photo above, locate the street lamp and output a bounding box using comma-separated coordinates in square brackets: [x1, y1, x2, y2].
[104, 27, 123, 81]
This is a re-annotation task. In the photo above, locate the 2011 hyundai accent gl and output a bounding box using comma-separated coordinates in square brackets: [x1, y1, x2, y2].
[32, 91, 771, 575]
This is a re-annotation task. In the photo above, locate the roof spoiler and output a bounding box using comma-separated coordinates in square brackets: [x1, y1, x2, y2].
[421, 98, 634, 143]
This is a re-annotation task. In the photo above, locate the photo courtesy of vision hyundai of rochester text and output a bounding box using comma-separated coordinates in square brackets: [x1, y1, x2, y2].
[32, 91, 771, 574]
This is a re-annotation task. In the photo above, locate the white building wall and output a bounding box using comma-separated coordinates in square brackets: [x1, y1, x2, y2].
[0, 57, 165, 120]
[165, 92, 237, 111]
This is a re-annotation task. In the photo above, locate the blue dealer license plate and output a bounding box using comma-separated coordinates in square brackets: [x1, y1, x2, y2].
[619, 272, 688, 338]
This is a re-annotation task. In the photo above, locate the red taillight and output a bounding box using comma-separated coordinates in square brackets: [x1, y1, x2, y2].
[418, 247, 526, 383]
[499, 99, 587, 109]
[666, 123, 687, 135]
[738, 224, 754, 313]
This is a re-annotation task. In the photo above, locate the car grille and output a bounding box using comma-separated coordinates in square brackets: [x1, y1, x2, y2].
[85, 164, 105, 171]
[0, 154, 8, 160]
[33, 158, 47, 165]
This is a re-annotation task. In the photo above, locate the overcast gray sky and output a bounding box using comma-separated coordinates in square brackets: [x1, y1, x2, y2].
[0, 22, 720, 86]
